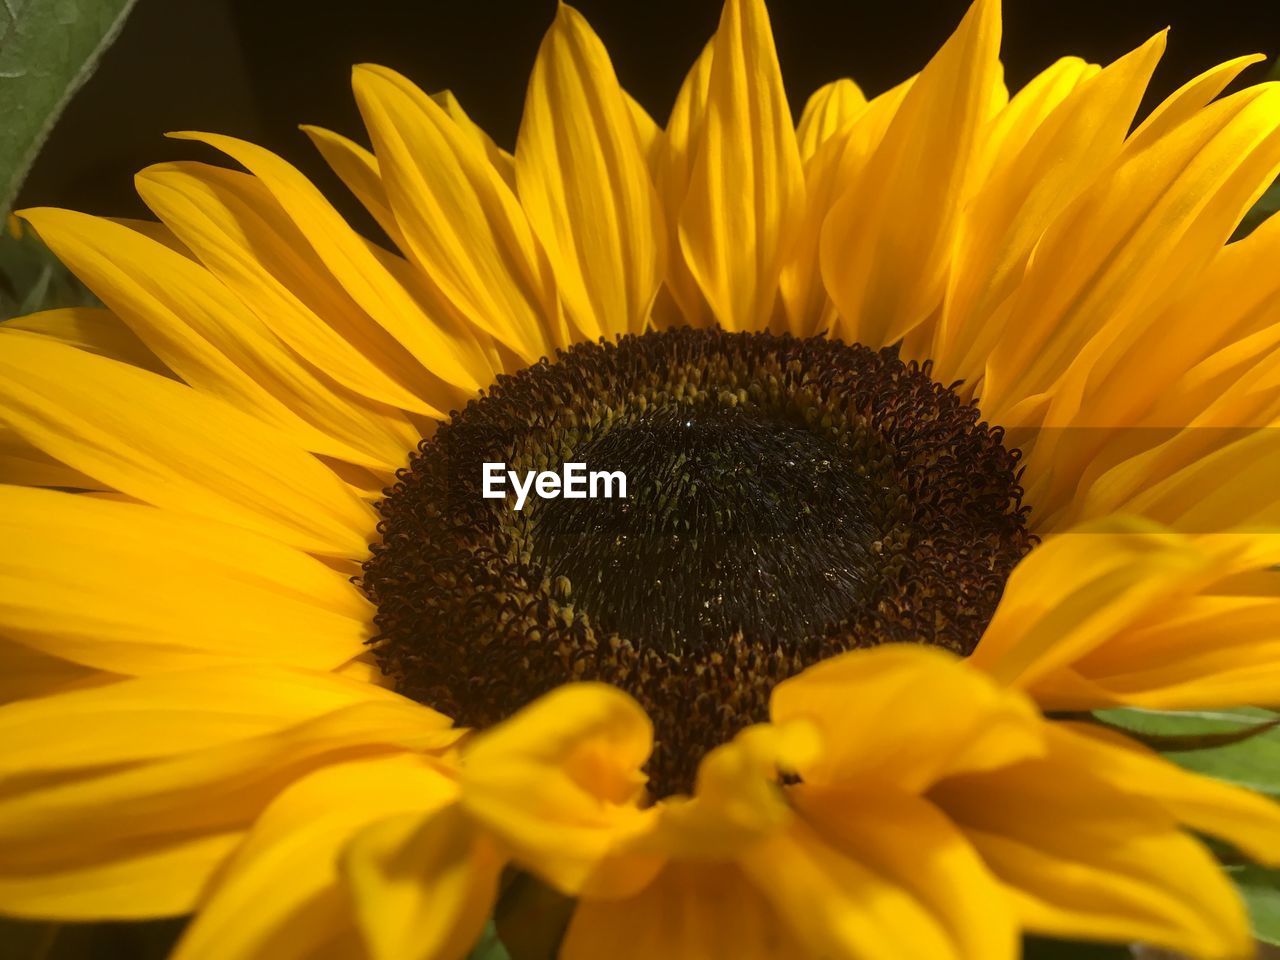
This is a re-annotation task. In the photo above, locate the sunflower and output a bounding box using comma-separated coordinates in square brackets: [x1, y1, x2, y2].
[2, 0, 1280, 957]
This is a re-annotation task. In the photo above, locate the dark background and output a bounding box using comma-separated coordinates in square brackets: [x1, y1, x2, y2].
[15, 0, 1280, 233]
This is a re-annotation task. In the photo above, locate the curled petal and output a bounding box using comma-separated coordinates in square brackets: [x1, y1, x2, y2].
[771, 644, 1044, 791]
[172, 756, 458, 960]
[459, 683, 654, 893]
[342, 805, 503, 960]
[932, 748, 1254, 959]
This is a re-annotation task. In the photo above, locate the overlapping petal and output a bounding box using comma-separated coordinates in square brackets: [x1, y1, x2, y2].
[517, 4, 665, 339]
[771, 644, 1044, 790]
[678, 0, 804, 331]
[350, 65, 565, 357]
[0, 668, 457, 921]
[653, 41, 714, 327]
[934, 36, 1165, 386]
[0, 335, 376, 557]
[342, 804, 503, 960]
[17, 208, 420, 469]
[0, 487, 369, 674]
[135, 161, 467, 412]
[821, 0, 1001, 348]
[970, 517, 1280, 710]
[172, 756, 459, 960]
[931, 744, 1254, 959]
[459, 683, 655, 893]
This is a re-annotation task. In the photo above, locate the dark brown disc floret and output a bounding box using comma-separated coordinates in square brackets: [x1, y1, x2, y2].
[361, 328, 1033, 796]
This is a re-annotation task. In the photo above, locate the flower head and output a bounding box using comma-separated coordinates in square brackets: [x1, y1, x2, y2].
[2, 0, 1280, 957]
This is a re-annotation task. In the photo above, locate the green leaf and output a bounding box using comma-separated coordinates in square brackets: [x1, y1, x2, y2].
[1227, 865, 1280, 947]
[1090, 710, 1280, 753]
[493, 872, 574, 960]
[0, 0, 139, 218]
[0, 219, 96, 320]
[469, 921, 514, 960]
[1094, 707, 1280, 797]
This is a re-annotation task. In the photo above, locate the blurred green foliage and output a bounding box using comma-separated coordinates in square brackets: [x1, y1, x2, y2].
[0, 0, 138, 217]
[0, 219, 96, 321]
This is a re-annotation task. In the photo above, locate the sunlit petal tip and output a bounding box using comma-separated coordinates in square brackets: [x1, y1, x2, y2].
[820, 0, 1002, 348]
[677, 0, 804, 331]
[517, 0, 665, 338]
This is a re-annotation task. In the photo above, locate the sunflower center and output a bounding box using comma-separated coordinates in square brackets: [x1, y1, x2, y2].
[362, 329, 1033, 796]
[532, 406, 888, 651]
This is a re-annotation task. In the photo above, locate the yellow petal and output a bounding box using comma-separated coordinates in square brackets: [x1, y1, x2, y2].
[563, 860, 801, 960]
[0, 693, 457, 874]
[795, 78, 866, 161]
[516, 4, 665, 339]
[781, 78, 912, 336]
[1026, 219, 1280, 522]
[933, 757, 1253, 959]
[968, 518, 1220, 692]
[742, 818, 955, 960]
[342, 804, 503, 960]
[1088, 427, 1280, 534]
[935, 36, 1163, 385]
[654, 41, 714, 328]
[109, 216, 191, 254]
[821, 0, 1001, 347]
[625, 92, 662, 172]
[0, 335, 375, 557]
[0, 422, 106, 490]
[677, 0, 803, 331]
[173, 756, 458, 960]
[780, 785, 1018, 960]
[431, 89, 516, 188]
[770, 645, 1044, 792]
[351, 65, 563, 357]
[0, 639, 118, 705]
[302, 124, 408, 250]
[135, 161, 468, 412]
[0, 663, 412, 780]
[5, 306, 168, 374]
[971, 57, 1100, 189]
[741, 788, 1015, 960]
[1035, 592, 1280, 710]
[460, 682, 653, 893]
[167, 130, 505, 382]
[779, 127, 851, 335]
[0, 830, 244, 921]
[18, 207, 420, 470]
[981, 531, 1280, 711]
[984, 82, 1280, 422]
[643, 721, 818, 858]
[1019, 206, 1280, 531]
[1051, 722, 1280, 866]
[1129, 54, 1268, 151]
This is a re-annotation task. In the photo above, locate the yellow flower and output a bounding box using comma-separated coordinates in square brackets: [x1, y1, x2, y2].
[1, 0, 1279, 958]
